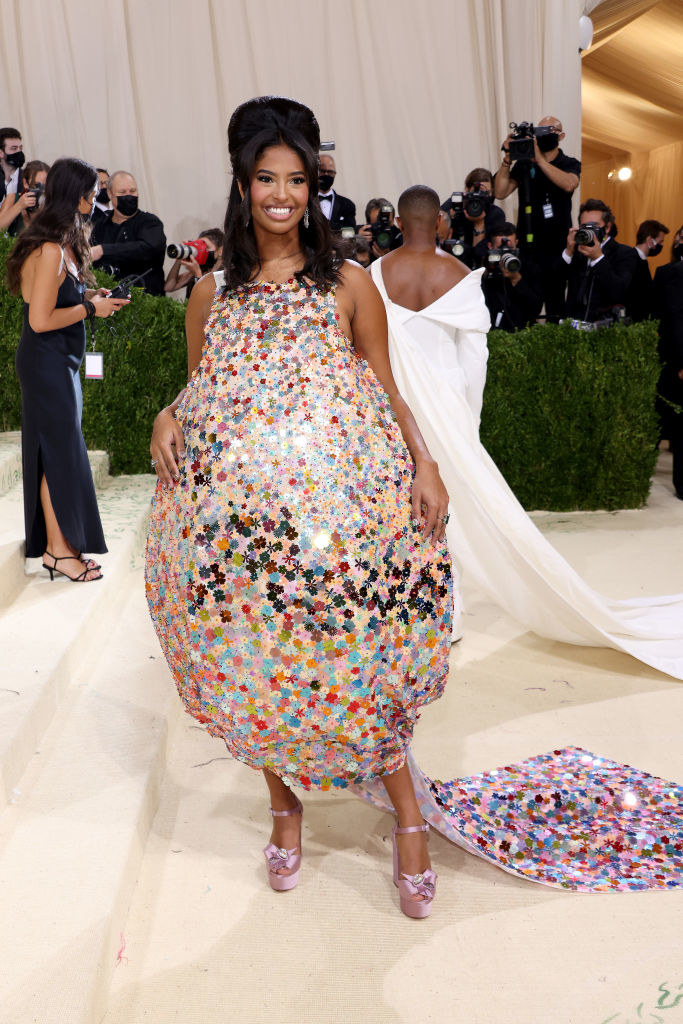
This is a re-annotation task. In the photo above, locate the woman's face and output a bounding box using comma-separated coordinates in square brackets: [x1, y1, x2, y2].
[24, 169, 47, 190]
[247, 144, 309, 235]
[78, 184, 97, 217]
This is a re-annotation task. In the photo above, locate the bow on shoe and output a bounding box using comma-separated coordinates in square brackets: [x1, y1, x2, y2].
[399, 868, 437, 900]
[264, 841, 299, 874]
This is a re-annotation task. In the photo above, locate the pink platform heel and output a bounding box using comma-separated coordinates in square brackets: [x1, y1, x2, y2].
[263, 795, 303, 892]
[392, 821, 437, 919]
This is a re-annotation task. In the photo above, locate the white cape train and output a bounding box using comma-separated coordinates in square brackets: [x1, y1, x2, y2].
[370, 258, 683, 681]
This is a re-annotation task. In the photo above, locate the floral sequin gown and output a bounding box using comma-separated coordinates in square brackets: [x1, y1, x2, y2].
[146, 275, 683, 894]
[146, 277, 452, 790]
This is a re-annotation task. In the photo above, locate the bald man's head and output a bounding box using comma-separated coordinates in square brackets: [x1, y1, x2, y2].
[536, 116, 569, 153]
[109, 170, 138, 193]
[397, 185, 440, 230]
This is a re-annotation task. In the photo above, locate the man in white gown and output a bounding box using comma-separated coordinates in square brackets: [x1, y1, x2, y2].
[371, 185, 683, 681]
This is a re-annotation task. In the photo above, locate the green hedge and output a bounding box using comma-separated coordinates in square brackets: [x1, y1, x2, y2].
[0, 232, 661, 507]
[479, 321, 660, 510]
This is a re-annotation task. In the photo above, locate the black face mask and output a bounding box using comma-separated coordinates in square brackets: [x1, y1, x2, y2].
[673, 243, 683, 262]
[318, 173, 335, 192]
[96, 188, 109, 205]
[203, 251, 217, 270]
[116, 194, 138, 217]
[536, 132, 559, 153]
[648, 241, 663, 257]
[5, 149, 25, 169]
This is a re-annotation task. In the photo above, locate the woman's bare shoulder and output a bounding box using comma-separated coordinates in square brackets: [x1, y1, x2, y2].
[32, 242, 63, 268]
[337, 259, 379, 300]
[185, 271, 219, 330]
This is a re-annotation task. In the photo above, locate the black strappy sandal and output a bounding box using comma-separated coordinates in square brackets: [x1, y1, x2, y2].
[42, 551, 103, 582]
[75, 552, 102, 571]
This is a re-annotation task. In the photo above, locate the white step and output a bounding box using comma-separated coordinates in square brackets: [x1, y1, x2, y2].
[0, 572, 175, 1024]
[0, 472, 155, 808]
[0, 430, 22, 497]
[0, 445, 111, 608]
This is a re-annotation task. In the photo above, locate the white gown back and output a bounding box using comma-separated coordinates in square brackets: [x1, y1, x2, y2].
[371, 257, 683, 681]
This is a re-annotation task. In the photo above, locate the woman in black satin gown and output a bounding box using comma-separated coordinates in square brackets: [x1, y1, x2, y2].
[6, 158, 129, 582]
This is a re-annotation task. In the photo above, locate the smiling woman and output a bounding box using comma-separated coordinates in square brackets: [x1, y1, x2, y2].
[145, 95, 453, 919]
[218, 95, 345, 293]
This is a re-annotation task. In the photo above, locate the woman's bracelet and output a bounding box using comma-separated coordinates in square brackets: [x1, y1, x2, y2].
[83, 300, 96, 320]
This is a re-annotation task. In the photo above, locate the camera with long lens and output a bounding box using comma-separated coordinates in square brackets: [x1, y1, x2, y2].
[507, 121, 535, 162]
[487, 237, 521, 274]
[442, 192, 467, 256]
[167, 238, 212, 265]
[372, 204, 400, 251]
[463, 189, 492, 219]
[574, 222, 606, 247]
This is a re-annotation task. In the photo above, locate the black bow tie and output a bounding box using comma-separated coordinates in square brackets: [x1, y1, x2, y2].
[318, 193, 332, 200]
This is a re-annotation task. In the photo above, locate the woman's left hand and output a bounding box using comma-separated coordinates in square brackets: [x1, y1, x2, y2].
[411, 459, 450, 545]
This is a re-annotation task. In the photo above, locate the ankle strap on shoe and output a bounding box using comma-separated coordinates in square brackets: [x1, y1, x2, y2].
[394, 822, 430, 836]
[269, 796, 302, 818]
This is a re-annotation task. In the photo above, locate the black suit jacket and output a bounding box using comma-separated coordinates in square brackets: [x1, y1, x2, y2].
[91, 209, 167, 295]
[323, 191, 356, 233]
[626, 252, 654, 322]
[560, 237, 638, 321]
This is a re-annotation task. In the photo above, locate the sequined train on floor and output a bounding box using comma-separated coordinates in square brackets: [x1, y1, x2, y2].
[355, 748, 683, 892]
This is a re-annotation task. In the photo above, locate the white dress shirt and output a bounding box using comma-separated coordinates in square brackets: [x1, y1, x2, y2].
[4, 167, 20, 196]
[318, 190, 334, 220]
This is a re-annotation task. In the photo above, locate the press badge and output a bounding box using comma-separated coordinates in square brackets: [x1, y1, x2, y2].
[85, 352, 104, 379]
[542, 202, 553, 219]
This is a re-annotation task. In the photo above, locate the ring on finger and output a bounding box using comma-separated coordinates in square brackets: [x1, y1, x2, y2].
[150, 458, 158, 468]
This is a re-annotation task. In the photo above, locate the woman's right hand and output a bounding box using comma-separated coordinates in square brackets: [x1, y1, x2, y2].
[150, 407, 186, 486]
[18, 191, 37, 212]
[91, 293, 130, 317]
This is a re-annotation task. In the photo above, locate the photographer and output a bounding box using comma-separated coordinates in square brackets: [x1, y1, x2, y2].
[164, 228, 223, 298]
[90, 170, 166, 295]
[357, 197, 402, 261]
[0, 127, 25, 205]
[495, 116, 580, 319]
[626, 219, 670, 322]
[441, 168, 505, 269]
[91, 167, 113, 229]
[559, 198, 638, 323]
[482, 222, 543, 331]
[0, 160, 50, 235]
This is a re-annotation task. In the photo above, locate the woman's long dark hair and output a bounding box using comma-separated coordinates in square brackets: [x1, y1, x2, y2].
[222, 96, 345, 291]
[6, 157, 98, 294]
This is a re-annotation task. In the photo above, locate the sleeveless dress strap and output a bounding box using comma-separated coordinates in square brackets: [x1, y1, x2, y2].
[213, 270, 226, 289]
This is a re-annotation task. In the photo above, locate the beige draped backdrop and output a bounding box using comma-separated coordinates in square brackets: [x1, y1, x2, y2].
[0, 0, 582, 248]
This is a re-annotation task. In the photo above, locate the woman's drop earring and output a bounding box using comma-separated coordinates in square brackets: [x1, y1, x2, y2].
[303, 207, 310, 229]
